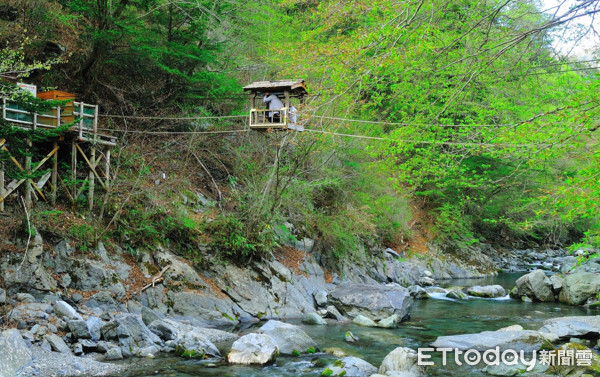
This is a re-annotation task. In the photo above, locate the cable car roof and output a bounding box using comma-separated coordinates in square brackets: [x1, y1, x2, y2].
[243, 79, 307, 94]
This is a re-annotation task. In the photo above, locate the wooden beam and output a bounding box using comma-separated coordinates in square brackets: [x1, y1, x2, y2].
[88, 146, 95, 212]
[71, 140, 77, 200]
[105, 148, 111, 188]
[75, 144, 107, 190]
[0, 163, 4, 212]
[25, 139, 32, 210]
[51, 140, 58, 205]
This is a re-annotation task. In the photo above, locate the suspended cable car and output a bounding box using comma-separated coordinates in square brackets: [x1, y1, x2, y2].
[243, 79, 307, 130]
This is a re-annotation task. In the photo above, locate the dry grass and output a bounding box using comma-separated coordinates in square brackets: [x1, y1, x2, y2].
[275, 246, 307, 277]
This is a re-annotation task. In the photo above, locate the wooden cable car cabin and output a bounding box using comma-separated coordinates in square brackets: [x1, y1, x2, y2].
[243, 79, 307, 130]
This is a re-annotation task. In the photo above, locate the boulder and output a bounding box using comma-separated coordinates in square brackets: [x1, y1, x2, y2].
[141, 306, 162, 326]
[446, 289, 467, 300]
[45, 334, 72, 354]
[0, 329, 32, 377]
[174, 328, 220, 358]
[377, 314, 399, 329]
[302, 312, 327, 325]
[53, 300, 83, 320]
[101, 314, 162, 353]
[431, 330, 545, 352]
[558, 271, 600, 305]
[258, 320, 318, 355]
[511, 270, 554, 302]
[227, 334, 279, 365]
[466, 285, 506, 298]
[327, 356, 377, 377]
[325, 305, 348, 322]
[68, 320, 91, 339]
[378, 347, 425, 377]
[408, 285, 430, 299]
[148, 319, 178, 341]
[0, 288, 6, 304]
[313, 290, 328, 307]
[105, 347, 123, 360]
[86, 317, 103, 341]
[539, 316, 600, 340]
[353, 314, 378, 327]
[549, 342, 600, 376]
[329, 284, 413, 321]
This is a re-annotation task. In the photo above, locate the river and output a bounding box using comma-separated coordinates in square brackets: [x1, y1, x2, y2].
[113, 273, 599, 377]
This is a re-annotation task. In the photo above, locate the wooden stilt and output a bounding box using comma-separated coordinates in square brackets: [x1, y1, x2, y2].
[25, 139, 32, 210]
[51, 140, 58, 205]
[105, 148, 111, 188]
[88, 146, 95, 212]
[0, 163, 4, 212]
[71, 140, 77, 201]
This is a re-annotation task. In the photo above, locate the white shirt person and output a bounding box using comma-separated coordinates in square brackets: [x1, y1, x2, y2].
[263, 93, 284, 123]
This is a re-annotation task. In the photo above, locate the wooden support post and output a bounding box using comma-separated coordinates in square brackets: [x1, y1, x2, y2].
[105, 148, 111, 188]
[0, 163, 4, 212]
[71, 140, 77, 200]
[88, 146, 95, 212]
[284, 90, 290, 126]
[51, 140, 58, 205]
[25, 139, 32, 210]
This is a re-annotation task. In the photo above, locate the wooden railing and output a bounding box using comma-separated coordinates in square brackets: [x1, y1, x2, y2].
[1, 98, 115, 146]
[249, 107, 288, 128]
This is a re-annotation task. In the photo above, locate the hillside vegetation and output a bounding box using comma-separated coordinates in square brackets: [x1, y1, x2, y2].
[1, 0, 599, 268]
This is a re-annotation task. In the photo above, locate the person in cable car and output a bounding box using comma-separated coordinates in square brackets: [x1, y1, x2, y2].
[263, 92, 284, 123]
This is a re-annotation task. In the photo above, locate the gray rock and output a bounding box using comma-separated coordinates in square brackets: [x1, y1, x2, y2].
[325, 305, 347, 322]
[302, 312, 327, 325]
[483, 361, 548, 376]
[227, 333, 279, 365]
[73, 342, 84, 355]
[86, 317, 103, 341]
[79, 339, 98, 351]
[0, 288, 6, 304]
[167, 291, 240, 327]
[141, 306, 162, 326]
[0, 329, 32, 377]
[345, 331, 359, 343]
[258, 320, 318, 355]
[40, 338, 52, 352]
[549, 274, 563, 292]
[446, 289, 468, 300]
[539, 316, 600, 340]
[431, 330, 545, 352]
[353, 314, 378, 327]
[45, 334, 72, 354]
[328, 356, 377, 377]
[379, 347, 425, 376]
[377, 314, 399, 329]
[175, 327, 221, 358]
[72, 292, 83, 303]
[16, 293, 36, 303]
[86, 291, 118, 312]
[512, 270, 554, 302]
[68, 320, 91, 339]
[148, 319, 178, 341]
[418, 276, 435, 286]
[105, 347, 123, 360]
[54, 300, 83, 320]
[101, 314, 162, 352]
[408, 285, 430, 299]
[559, 271, 600, 305]
[313, 290, 328, 307]
[329, 283, 413, 321]
[466, 285, 506, 298]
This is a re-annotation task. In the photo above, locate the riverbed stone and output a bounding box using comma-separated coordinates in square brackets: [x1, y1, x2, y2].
[314, 290, 328, 307]
[0, 329, 32, 377]
[325, 305, 347, 322]
[54, 300, 83, 320]
[227, 333, 279, 365]
[558, 271, 600, 305]
[329, 283, 413, 321]
[353, 314, 378, 327]
[45, 334, 72, 354]
[466, 285, 506, 298]
[378, 346, 425, 377]
[141, 306, 162, 326]
[258, 320, 318, 355]
[68, 320, 91, 339]
[328, 356, 377, 377]
[377, 314, 399, 329]
[105, 347, 123, 360]
[101, 314, 162, 353]
[446, 288, 467, 300]
[431, 330, 545, 352]
[302, 312, 327, 325]
[408, 285, 430, 299]
[539, 316, 600, 340]
[512, 270, 554, 302]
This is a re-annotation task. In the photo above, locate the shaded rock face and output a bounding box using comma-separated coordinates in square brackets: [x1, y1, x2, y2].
[558, 271, 600, 305]
[227, 334, 279, 365]
[539, 316, 600, 340]
[466, 285, 506, 298]
[0, 329, 32, 377]
[257, 320, 318, 355]
[328, 284, 413, 321]
[431, 330, 545, 352]
[511, 269, 555, 302]
[378, 347, 426, 377]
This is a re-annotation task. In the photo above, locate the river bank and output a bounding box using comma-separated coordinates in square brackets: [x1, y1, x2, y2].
[1, 231, 599, 376]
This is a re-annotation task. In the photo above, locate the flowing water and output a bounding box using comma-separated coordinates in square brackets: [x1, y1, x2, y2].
[113, 273, 599, 377]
